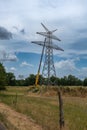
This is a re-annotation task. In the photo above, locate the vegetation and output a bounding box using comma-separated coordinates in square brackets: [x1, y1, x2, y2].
[0, 86, 87, 130]
[6, 72, 16, 86]
[1, 63, 87, 88]
[0, 63, 7, 90]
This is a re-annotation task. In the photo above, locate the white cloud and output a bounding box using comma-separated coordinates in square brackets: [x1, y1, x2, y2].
[0, 51, 18, 61]
[0, 0, 87, 79]
[20, 61, 33, 67]
[10, 67, 16, 71]
[55, 59, 78, 71]
[0, 0, 87, 56]
[78, 67, 87, 79]
[55, 59, 79, 77]
[54, 58, 87, 79]
[7, 53, 18, 61]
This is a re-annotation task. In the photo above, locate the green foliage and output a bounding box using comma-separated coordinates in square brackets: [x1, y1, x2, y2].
[83, 78, 87, 86]
[59, 75, 83, 86]
[6, 72, 16, 86]
[0, 64, 84, 87]
[16, 79, 25, 86]
[24, 74, 36, 86]
[7, 74, 83, 86]
[50, 76, 60, 85]
[0, 63, 6, 90]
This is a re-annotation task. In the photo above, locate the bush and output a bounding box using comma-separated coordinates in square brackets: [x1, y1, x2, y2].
[0, 63, 6, 90]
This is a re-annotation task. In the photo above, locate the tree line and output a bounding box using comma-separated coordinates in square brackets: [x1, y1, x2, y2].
[0, 63, 87, 90]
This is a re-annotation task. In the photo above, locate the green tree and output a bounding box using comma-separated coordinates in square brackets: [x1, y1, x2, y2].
[0, 63, 6, 90]
[67, 75, 76, 86]
[25, 74, 36, 86]
[60, 76, 68, 86]
[38, 75, 44, 85]
[75, 78, 83, 86]
[83, 78, 87, 86]
[6, 72, 16, 86]
[50, 76, 60, 85]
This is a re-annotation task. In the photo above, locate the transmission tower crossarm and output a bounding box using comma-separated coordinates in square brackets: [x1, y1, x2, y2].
[31, 41, 64, 51]
[52, 29, 57, 33]
[32, 41, 48, 45]
[36, 32, 61, 41]
[51, 34, 61, 41]
[52, 44, 64, 51]
[35, 38, 46, 86]
[41, 23, 49, 32]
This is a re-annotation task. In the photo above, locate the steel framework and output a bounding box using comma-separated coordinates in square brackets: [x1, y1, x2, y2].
[42, 38, 56, 85]
[32, 23, 64, 85]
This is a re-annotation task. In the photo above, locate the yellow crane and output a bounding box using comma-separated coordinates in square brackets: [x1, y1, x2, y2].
[35, 38, 46, 86]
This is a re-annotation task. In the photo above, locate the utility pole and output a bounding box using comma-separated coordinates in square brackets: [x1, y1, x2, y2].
[57, 88, 65, 130]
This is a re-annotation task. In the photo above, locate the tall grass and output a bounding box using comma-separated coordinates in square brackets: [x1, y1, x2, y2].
[0, 86, 87, 130]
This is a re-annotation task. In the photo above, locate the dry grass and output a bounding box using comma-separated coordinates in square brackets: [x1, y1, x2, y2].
[0, 112, 18, 130]
[0, 86, 87, 130]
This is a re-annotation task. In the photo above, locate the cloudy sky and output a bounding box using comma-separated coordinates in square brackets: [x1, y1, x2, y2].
[0, 0, 87, 79]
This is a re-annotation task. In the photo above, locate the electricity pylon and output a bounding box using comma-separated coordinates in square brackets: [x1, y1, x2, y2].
[32, 23, 64, 86]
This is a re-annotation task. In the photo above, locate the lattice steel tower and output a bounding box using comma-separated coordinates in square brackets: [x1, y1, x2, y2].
[32, 23, 64, 85]
[42, 38, 56, 85]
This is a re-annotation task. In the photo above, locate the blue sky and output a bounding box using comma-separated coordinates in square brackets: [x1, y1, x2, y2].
[0, 0, 87, 79]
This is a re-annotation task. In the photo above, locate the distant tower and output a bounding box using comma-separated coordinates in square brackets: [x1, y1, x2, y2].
[32, 23, 64, 85]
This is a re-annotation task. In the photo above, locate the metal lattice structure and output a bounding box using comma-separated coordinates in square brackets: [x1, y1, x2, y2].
[32, 23, 64, 85]
[42, 38, 56, 85]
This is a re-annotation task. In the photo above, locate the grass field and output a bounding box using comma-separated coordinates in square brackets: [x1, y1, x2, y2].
[0, 86, 87, 130]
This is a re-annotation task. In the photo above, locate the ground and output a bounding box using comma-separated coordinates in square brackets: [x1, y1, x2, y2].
[0, 102, 42, 130]
[0, 86, 87, 130]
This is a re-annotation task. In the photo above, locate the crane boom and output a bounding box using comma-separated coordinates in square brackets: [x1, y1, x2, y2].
[35, 38, 46, 86]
